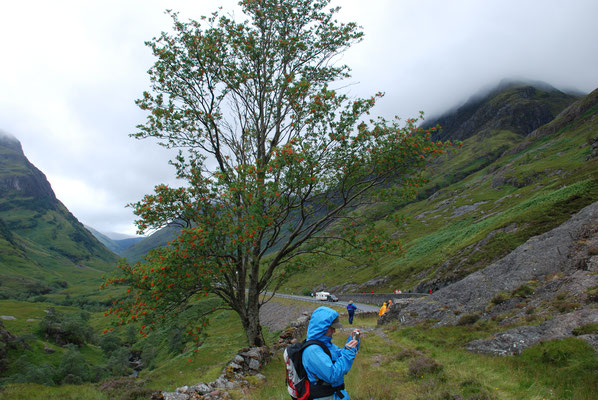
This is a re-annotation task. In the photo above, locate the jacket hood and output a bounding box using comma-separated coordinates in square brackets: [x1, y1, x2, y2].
[306, 306, 339, 341]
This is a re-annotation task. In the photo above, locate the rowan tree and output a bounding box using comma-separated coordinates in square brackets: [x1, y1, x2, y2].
[102, 0, 451, 346]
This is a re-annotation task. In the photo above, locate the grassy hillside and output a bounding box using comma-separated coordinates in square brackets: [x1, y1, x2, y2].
[280, 86, 598, 294]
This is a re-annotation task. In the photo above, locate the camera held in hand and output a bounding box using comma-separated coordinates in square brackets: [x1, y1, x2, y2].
[351, 330, 360, 340]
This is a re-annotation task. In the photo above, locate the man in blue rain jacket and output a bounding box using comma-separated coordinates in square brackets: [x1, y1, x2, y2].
[302, 306, 360, 400]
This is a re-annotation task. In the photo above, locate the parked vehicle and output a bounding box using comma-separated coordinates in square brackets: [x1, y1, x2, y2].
[315, 291, 330, 301]
[326, 294, 338, 302]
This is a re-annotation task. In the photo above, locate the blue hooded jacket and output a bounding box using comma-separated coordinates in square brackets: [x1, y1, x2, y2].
[302, 307, 359, 400]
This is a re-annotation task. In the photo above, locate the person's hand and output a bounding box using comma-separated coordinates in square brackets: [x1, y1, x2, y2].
[346, 339, 358, 348]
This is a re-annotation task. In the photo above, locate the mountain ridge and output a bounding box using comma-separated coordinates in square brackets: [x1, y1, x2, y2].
[0, 133, 118, 299]
[424, 80, 580, 142]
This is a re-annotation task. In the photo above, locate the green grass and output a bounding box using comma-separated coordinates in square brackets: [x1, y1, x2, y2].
[0, 300, 85, 335]
[0, 384, 108, 400]
[238, 318, 598, 400]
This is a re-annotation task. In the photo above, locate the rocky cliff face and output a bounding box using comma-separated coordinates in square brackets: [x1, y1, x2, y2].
[380, 201, 598, 355]
[0, 133, 57, 212]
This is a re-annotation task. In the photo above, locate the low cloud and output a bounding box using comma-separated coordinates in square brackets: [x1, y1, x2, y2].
[1, 0, 596, 235]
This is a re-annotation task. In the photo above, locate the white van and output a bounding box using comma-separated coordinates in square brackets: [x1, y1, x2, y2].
[315, 291, 330, 301]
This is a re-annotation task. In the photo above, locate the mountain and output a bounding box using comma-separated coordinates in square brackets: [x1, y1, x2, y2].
[85, 225, 144, 255]
[424, 80, 580, 142]
[0, 132, 118, 299]
[281, 81, 598, 296]
[120, 225, 180, 263]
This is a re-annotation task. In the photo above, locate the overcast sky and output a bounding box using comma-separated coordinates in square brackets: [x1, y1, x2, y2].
[1, 0, 596, 237]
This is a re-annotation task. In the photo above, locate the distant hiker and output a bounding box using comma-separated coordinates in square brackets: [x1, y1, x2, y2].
[302, 306, 360, 399]
[378, 302, 387, 316]
[429, 288, 433, 294]
[387, 300, 392, 309]
[346, 301, 357, 324]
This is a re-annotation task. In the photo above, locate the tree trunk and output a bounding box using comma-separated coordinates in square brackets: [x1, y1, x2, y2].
[241, 303, 265, 346]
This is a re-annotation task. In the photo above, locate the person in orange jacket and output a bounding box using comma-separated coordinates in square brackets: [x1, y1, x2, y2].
[378, 302, 387, 316]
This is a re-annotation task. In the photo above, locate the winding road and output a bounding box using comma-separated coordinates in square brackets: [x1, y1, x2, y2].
[266, 291, 379, 313]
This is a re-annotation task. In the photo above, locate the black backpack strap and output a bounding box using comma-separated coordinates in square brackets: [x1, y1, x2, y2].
[303, 339, 332, 359]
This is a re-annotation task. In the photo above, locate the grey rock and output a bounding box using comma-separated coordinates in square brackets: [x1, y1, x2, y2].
[451, 201, 488, 217]
[225, 381, 238, 390]
[175, 386, 189, 393]
[162, 392, 189, 400]
[467, 307, 598, 355]
[248, 358, 260, 370]
[228, 362, 242, 370]
[212, 377, 227, 389]
[240, 349, 260, 360]
[254, 373, 266, 381]
[190, 383, 211, 395]
[233, 355, 244, 364]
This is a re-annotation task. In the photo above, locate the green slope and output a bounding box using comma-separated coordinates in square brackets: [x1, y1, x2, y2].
[120, 225, 179, 264]
[0, 133, 118, 300]
[281, 85, 597, 294]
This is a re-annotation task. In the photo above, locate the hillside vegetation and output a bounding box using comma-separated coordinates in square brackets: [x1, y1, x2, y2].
[280, 83, 598, 296]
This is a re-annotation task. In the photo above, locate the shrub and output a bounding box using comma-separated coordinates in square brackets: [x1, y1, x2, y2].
[490, 292, 509, 305]
[124, 325, 138, 345]
[167, 327, 186, 354]
[553, 300, 580, 313]
[98, 378, 154, 400]
[586, 285, 598, 303]
[141, 345, 158, 370]
[99, 332, 123, 356]
[408, 356, 442, 378]
[459, 378, 495, 400]
[9, 358, 56, 386]
[556, 292, 567, 301]
[395, 347, 423, 361]
[38, 308, 95, 346]
[572, 323, 598, 336]
[56, 346, 92, 384]
[106, 347, 132, 377]
[511, 284, 534, 298]
[457, 313, 480, 325]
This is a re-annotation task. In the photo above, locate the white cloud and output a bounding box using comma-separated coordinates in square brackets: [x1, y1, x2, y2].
[1, 0, 597, 236]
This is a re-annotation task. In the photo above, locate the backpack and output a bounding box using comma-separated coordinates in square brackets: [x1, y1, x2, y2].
[283, 339, 345, 400]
